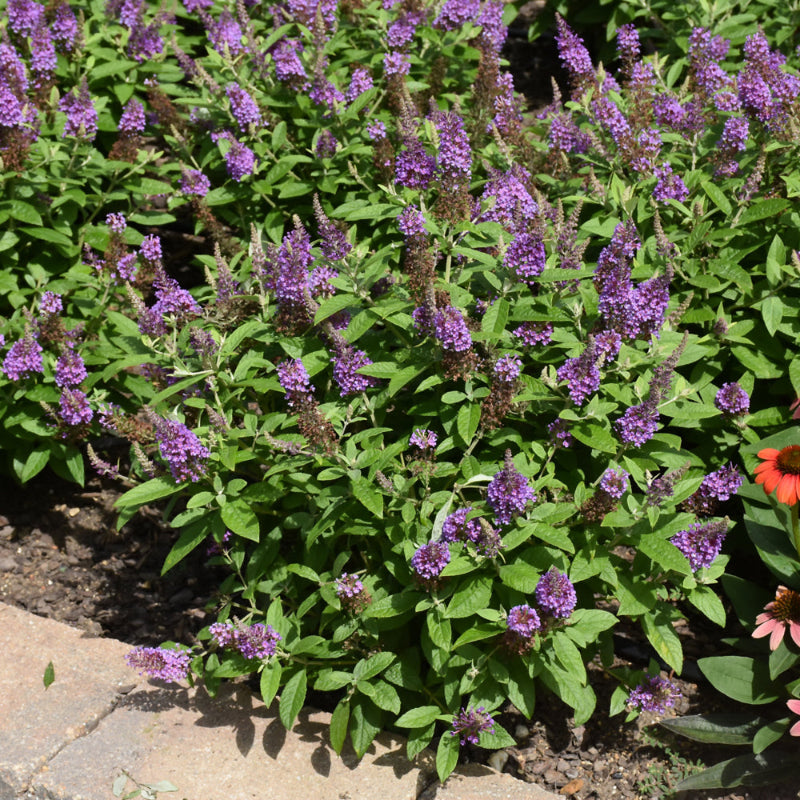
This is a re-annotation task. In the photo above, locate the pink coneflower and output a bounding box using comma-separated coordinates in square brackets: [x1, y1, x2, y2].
[752, 586, 800, 650]
[787, 699, 800, 736]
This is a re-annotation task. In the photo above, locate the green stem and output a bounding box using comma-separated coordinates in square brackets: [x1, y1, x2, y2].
[791, 504, 800, 560]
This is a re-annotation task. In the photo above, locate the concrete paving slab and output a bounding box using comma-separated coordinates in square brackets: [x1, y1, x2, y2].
[0, 603, 138, 799]
[32, 681, 436, 800]
[421, 763, 561, 800]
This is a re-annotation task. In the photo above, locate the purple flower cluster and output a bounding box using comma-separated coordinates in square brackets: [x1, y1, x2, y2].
[432, 306, 472, 352]
[715, 116, 749, 177]
[106, 213, 127, 234]
[39, 291, 63, 316]
[616, 23, 640, 63]
[715, 382, 750, 416]
[557, 341, 600, 406]
[383, 51, 410, 76]
[487, 450, 535, 525]
[394, 138, 435, 189]
[277, 359, 312, 409]
[688, 27, 732, 97]
[367, 119, 387, 141]
[494, 355, 521, 383]
[151, 416, 210, 483]
[272, 39, 308, 87]
[59, 79, 97, 140]
[548, 111, 590, 154]
[600, 468, 629, 499]
[226, 83, 261, 130]
[555, 15, 595, 97]
[331, 345, 378, 396]
[738, 31, 800, 130]
[478, 166, 537, 235]
[548, 418, 574, 449]
[207, 10, 244, 57]
[346, 67, 373, 104]
[315, 129, 338, 158]
[431, 110, 471, 186]
[441, 507, 481, 543]
[410, 541, 450, 580]
[59, 389, 93, 426]
[683, 464, 742, 516]
[335, 573, 364, 599]
[653, 164, 689, 203]
[616, 403, 659, 447]
[180, 169, 211, 197]
[628, 673, 680, 714]
[119, 98, 146, 133]
[513, 322, 552, 346]
[273, 223, 314, 308]
[3, 334, 44, 381]
[507, 604, 541, 637]
[223, 135, 256, 181]
[140, 234, 162, 264]
[535, 568, 577, 619]
[210, 620, 281, 659]
[671, 519, 728, 571]
[125, 646, 191, 683]
[450, 706, 495, 746]
[504, 233, 546, 284]
[398, 205, 426, 239]
[52, 5, 78, 52]
[314, 198, 351, 260]
[139, 268, 201, 335]
[55, 349, 87, 388]
[410, 428, 437, 449]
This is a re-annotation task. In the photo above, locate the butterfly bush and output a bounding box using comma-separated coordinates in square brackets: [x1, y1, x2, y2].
[3, 0, 800, 784]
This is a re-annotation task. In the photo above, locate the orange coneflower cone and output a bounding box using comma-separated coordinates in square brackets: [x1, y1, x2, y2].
[753, 446, 800, 506]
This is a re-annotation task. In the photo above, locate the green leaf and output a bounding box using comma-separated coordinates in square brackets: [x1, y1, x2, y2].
[161, 522, 209, 574]
[769, 641, 800, 681]
[221, 499, 260, 541]
[571, 423, 618, 454]
[565, 609, 617, 648]
[406, 723, 435, 760]
[480, 298, 508, 338]
[660, 713, 764, 745]
[753, 719, 788, 754]
[456, 403, 481, 446]
[553, 633, 586, 684]
[675, 750, 797, 790]
[478, 724, 517, 749]
[329, 699, 350, 754]
[260, 663, 282, 708]
[17, 447, 50, 484]
[698, 656, 779, 705]
[615, 574, 656, 615]
[436, 729, 460, 782]
[506, 660, 536, 718]
[499, 562, 540, 593]
[702, 181, 732, 215]
[642, 607, 683, 673]
[445, 575, 492, 619]
[737, 198, 788, 226]
[351, 476, 383, 518]
[395, 705, 442, 728]
[357, 679, 401, 714]
[686, 585, 726, 626]
[43, 661, 55, 689]
[350, 696, 382, 758]
[364, 593, 418, 619]
[115, 476, 181, 508]
[279, 670, 307, 729]
[761, 296, 784, 337]
[638, 533, 691, 574]
[354, 652, 395, 681]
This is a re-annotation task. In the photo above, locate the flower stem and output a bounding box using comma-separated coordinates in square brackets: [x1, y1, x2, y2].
[791, 504, 800, 560]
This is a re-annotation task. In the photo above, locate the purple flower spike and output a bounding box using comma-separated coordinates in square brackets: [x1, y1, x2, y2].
[410, 428, 437, 449]
[151, 416, 210, 483]
[535, 568, 577, 619]
[410, 541, 450, 580]
[670, 519, 728, 571]
[715, 382, 750, 416]
[487, 450, 535, 526]
[628, 673, 680, 714]
[59, 389, 93, 426]
[3, 334, 44, 380]
[125, 646, 191, 683]
[600, 468, 629, 499]
[59, 78, 98, 140]
[507, 604, 541, 638]
[450, 706, 495, 746]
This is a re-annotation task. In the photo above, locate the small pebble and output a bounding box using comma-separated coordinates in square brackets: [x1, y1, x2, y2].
[488, 751, 508, 772]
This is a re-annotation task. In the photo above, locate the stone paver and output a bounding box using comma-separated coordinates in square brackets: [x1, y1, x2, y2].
[32, 682, 436, 800]
[0, 602, 560, 800]
[0, 603, 138, 800]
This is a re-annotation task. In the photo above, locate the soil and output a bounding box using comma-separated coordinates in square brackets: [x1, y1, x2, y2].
[2, 471, 800, 800]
